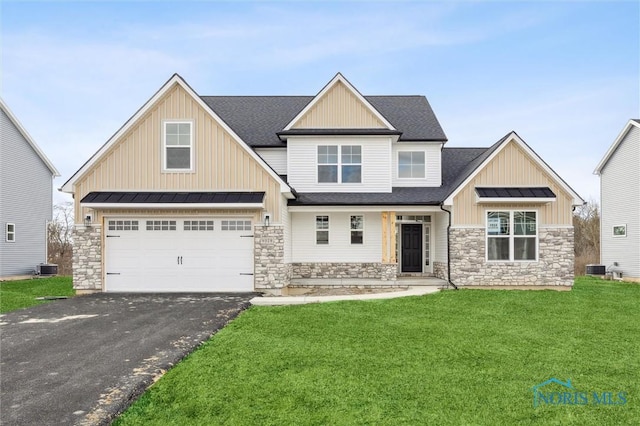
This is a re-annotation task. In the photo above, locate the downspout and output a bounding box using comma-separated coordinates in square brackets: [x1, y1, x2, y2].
[439, 203, 459, 290]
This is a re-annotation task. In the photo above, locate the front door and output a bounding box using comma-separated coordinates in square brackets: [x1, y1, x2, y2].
[401, 224, 422, 272]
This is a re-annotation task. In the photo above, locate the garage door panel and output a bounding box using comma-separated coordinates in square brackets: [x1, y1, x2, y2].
[105, 217, 254, 292]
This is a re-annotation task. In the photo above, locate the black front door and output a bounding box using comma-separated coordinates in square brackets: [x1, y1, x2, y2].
[401, 224, 422, 272]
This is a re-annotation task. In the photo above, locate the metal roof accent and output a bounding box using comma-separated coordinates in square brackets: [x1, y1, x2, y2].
[475, 187, 556, 198]
[81, 191, 265, 204]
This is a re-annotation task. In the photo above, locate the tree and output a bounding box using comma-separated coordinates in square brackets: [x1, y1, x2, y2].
[573, 200, 600, 276]
[48, 202, 74, 275]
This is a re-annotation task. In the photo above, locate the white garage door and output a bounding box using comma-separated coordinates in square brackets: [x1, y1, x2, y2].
[104, 218, 254, 292]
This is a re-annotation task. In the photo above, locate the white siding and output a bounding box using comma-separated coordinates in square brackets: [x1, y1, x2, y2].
[0, 108, 53, 276]
[392, 142, 442, 187]
[280, 195, 292, 263]
[255, 148, 287, 175]
[600, 125, 640, 279]
[432, 211, 449, 263]
[291, 211, 381, 262]
[287, 136, 392, 193]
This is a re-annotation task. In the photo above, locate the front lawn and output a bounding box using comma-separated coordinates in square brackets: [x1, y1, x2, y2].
[116, 277, 640, 425]
[0, 276, 74, 313]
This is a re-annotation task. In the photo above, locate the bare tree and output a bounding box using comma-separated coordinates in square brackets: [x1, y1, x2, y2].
[48, 202, 74, 275]
[573, 199, 600, 275]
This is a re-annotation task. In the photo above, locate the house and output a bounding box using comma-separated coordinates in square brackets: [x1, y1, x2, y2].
[0, 98, 60, 279]
[594, 119, 640, 281]
[61, 73, 583, 294]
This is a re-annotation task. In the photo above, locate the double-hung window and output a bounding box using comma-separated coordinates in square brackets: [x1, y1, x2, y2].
[316, 216, 329, 244]
[487, 211, 537, 261]
[317, 145, 361, 183]
[164, 121, 192, 170]
[398, 151, 425, 178]
[350, 215, 364, 244]
[6, 223, 15, 242]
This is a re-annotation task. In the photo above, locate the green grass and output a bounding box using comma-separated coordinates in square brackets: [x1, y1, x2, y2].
[0, 276, 74, 313]
[116, 276, 640, 425]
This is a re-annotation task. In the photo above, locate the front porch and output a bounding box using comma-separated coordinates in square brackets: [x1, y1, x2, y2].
[287, 276, 448, 292]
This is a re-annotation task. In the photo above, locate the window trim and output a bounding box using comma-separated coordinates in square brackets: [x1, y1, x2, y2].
[315, 215, 330, 245]
[486, 210, 538, 262]
[613, 224, 627, 238]
[397, 150, 426, 179]
[163, 120, 194, 172]
[6, 223, 15, 242]
[350, 215, 364, 245]
[316, 144, 362, 184]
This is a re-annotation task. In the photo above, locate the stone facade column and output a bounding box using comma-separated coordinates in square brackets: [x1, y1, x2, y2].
[253, 225, 289, 294]
[72, 224, 102, 293]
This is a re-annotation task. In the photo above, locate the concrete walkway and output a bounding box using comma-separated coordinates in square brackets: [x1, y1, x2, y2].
[250, 286, 441, 306]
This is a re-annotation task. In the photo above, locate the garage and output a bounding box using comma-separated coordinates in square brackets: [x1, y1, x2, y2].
[104, 217, 254, 292]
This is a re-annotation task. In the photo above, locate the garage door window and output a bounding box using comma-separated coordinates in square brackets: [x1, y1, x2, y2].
[108, 220, 139, 231]
[184, 220, 214, 231]
[221, 220, 251, 231]
[146, 220, 177, 231]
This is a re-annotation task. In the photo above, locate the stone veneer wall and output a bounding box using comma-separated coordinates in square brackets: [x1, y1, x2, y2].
[433, 261, 448, 281]
[254, 225, 290, 291]
[72, 225, 102, 293]
[449, 227, 574, 287]
[291, 263, 397, 281]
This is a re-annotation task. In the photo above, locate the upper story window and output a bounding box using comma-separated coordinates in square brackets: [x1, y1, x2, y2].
[398, 151, 425, 178]
[317, 145, 361, 183]
[164, 121, 193, 171]
[6, 223, 15, 242]
[487, 211, 537, 261]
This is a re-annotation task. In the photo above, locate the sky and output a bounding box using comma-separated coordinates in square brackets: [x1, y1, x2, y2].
[1, 0, 639, 205]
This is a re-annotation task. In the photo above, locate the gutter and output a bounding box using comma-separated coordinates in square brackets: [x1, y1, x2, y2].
[439, 203, 459, 290]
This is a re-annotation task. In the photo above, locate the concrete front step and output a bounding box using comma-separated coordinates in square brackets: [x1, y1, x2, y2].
[289, 277, 447, 287]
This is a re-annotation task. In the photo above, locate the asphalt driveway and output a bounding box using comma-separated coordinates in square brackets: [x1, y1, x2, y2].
[0, 293, 253, 426]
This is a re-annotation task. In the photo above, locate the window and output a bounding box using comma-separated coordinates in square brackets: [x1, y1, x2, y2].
[317, 145, 361, 183]
[487, 211, 537, 261]
[613, 225, 627, 237]
[221, 220, 252, 231]
[108, 220, 139, 231]
[164, 122, 192, 170]
[398, 151, 425, 178]
[6, 223, 15, 242]
[350, 215, 364, 244]
[184, 220, 214, 231]
[316, 216, 329, 244]
[146, 220, 177, 231]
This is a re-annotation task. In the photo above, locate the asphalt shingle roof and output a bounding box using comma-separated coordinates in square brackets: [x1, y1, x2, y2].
[201, 95, 447, 147]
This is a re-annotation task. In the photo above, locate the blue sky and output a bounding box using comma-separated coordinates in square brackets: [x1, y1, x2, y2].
[2, 1, 638, 203]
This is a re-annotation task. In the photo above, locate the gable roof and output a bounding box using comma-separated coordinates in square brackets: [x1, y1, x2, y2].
[283, 73, 395, 131]
[201, 95, 447, 147]
[594, 119, 640, 175]
[0, 97, 60, 176]
[444, 131, 584, 206]
[60, 74, 293, 196]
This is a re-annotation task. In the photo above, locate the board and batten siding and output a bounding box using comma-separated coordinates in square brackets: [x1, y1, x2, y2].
[291, 81, 386, 129]
[291, 211, 382, 262]
[72, 83, 283, 223]
[600, 125, 640, 279]
[255, 148, 287, 175]
[0, 108, 53, 276]
[392, 142, 442, 187]
[452, 141, 574, 226]
[287, 136, 392, 193]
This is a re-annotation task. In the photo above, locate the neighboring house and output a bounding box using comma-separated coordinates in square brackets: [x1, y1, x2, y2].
[0, 98, 60, 278]
[594, 119, 640, 281]
[61, 73, 584, 294]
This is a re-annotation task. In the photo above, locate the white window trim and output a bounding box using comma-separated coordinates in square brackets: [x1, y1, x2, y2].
[485, 210, 538, 262]
[6, 223, 15, 242]
[163, 120, 194, 172]
[350, 215, 364, 245]
[397, 150, 426, 179]
[316, 144, 362, 184]
[612, 224, 627, 238]
[315, 215, 330, 245]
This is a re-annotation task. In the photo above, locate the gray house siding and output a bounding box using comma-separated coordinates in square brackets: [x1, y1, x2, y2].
[600, 125, 640, 279]
[0, 108, 53, 277]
